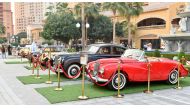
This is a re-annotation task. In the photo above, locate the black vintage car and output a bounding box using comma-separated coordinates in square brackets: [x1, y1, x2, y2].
[54, 43, 126, 79]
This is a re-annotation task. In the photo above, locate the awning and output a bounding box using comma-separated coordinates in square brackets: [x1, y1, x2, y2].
[140, 34, 159, 39]
[160, 33, 190, 40]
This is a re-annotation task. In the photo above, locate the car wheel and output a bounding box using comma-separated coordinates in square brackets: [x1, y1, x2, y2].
[167, 70, 178, 84]
[67, 64, 81, 79]
[108, 73, 127, 90]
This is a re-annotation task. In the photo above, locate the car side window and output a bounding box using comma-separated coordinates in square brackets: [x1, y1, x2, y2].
[113, 47, 125, 55]
[98, 46, 111, 54]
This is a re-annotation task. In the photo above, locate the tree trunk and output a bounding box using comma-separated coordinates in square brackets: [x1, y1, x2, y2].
[127, 16, 132, 48]
[113, 16, 116, 44]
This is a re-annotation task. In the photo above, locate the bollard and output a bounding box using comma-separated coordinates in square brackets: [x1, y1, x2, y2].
[35, 65, 41, 79]
[35, 56, 41, 79]
[32, 57, 35, 75]
[180, 56, 186, 79]
[46, 60, 53, 84]
[78, 64, 88, 100]
[174, 62, 182, 90]
[143, 60, 153, 94]
[114, 62, 124, 98]
[54, 62, 63, 91]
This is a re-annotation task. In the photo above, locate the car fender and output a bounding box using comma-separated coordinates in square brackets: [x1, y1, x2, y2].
[63, 58, 81, 70]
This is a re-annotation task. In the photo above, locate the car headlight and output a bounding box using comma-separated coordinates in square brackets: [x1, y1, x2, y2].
[52, 55, 55, 60]
[99, 67, 104, 74]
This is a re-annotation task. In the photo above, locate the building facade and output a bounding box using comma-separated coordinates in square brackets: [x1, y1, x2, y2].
[110, 2, 185, 49]
[14, 2, 56, 35]
[0, 2, 13, 39]
[131, 2, 186, 49]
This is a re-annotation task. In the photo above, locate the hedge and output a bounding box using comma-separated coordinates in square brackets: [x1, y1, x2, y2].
[145, 52, 190, 61]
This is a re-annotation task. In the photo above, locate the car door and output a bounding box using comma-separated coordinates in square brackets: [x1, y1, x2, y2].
[132, 59, 161, 81]
[148, 59, 162, 80]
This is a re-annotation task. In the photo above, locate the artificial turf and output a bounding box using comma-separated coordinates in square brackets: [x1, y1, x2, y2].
[35, 77, 190, 104]
[17, 74, 81, 84]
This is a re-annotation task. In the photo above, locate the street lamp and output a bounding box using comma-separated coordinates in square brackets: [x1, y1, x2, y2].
[76, 23, 80, 28]
[76, 22, 90, 49]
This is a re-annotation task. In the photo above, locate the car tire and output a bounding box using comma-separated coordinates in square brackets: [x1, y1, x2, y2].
[167, 70, 178, 84]
[67, 64, 81, 79]
[108, 73, 127, 90]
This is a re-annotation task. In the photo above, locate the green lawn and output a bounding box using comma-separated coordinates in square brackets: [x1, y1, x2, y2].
[17, 74, 81, 84]
[36, 77, 190, 104]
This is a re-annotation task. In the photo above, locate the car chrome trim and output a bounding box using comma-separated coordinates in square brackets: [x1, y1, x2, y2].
[86, 75, 108, 82]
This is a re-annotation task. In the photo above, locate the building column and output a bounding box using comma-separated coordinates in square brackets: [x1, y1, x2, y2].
[164, 40, 171, 52]
[177, 40, 185, 52]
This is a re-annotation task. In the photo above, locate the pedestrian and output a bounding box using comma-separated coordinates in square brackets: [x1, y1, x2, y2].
[143, 43, 148, 51]
[147, 43, 152, 51]
[1, 45, 6, 59]
[8, 45, 12, 55]
[120, 42, 125, 47]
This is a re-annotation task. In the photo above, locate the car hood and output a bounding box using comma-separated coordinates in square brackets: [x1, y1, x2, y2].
[154, 57, 178, 64]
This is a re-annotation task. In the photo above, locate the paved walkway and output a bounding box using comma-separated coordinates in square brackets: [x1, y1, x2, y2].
[0, 56, 190, 105]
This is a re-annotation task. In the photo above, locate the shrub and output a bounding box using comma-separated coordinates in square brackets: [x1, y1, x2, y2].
[145, 51, 190, 61]
[67, 48, 76, 53]
[153, 49, 161, 57]
[178, 51, 186, 65]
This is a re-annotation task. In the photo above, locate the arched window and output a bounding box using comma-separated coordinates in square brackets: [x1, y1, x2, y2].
[137, 18, 166, 27]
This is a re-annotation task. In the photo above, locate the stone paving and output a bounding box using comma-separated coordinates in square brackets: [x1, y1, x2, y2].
[0, 55, 190, 105]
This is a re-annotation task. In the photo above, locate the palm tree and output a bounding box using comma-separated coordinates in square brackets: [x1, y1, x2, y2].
[56, 3, 73, 14]
[102, 2, 124, 44]
[120, 2, 143, 48]
[122, 21, 137, 46]
[0, 23, 5, 35]
[74, 3, 100, 47]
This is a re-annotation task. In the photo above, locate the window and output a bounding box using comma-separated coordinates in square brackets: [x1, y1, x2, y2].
[112, 47, 125, 55]
[98, 46, 111, 54]
[137, 18, 166, 27]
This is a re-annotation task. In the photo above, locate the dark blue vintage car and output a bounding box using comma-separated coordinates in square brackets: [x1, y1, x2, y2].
[54, 43, 126, 79]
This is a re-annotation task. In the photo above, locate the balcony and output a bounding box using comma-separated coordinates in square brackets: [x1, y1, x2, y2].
[137, 25, 166, 30]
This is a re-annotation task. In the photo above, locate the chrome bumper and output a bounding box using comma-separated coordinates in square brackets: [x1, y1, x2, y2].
[86, 75, 108, 82]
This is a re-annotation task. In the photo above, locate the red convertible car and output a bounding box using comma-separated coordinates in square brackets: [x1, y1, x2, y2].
[86, 49, 189, 90]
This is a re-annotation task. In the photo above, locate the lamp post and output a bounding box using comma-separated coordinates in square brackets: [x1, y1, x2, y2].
[85, 23, 90, 46]
[76, 22, 90, 50]
[81, 3, 85, 51]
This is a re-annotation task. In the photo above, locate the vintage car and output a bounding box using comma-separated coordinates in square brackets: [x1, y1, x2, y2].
[86, 49, 189, 90]
[54, 43, 126, 79]
[18, 46, 31, 57]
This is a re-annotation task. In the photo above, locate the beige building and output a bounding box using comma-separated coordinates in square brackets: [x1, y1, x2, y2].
[102, 2, 187, 49]
[0, 2, 13, 39]
[14, 2, 56, 35]
[27, 24, 43, 44]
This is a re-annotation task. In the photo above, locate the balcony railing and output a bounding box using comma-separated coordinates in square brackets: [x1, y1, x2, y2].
[137, 25, 166, 30]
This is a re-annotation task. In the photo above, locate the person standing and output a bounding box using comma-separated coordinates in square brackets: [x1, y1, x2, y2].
[147, 43, 152, 51]
[1, 45, 6, 59]
[8, 45, 12, 55]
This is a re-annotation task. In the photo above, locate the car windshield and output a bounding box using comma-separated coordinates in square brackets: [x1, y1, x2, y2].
[121, 49, 145, 60]
[86, 45, 99, 54]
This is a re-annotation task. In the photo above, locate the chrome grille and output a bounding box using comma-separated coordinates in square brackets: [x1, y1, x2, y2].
[54, 56, 60, 66]
[93, 62, 100, 75]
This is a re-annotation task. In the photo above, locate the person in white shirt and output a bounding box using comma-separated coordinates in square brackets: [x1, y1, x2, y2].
[147, 43, 152, 51]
